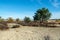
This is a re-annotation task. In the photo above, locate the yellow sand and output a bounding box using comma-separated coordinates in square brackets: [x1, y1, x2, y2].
[0, 26, 60, 40]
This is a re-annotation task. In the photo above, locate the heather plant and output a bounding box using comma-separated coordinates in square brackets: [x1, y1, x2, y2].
[0, 24, 9, 30]
[12, 25, 20, 28]
[7, 17, 14, 23]
[44, 35, 50, 40]
[15, 18, 20, 23]
[24, 16, 31, 23]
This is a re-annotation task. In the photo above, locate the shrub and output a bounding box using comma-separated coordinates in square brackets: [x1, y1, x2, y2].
[0, 24, 9, 30]
[7, 17, 14, 23]
[19, 21, 40, 26]
[24, 17, 31, 23]
[28, 21, 40, 26]
[19, 21, 28, 26]
[44, 35, 50, 40]
[12, 25, 20, 28]
[15, 18, 20, 22]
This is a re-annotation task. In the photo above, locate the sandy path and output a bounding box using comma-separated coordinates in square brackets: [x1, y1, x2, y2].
[0, 26, 60, 40]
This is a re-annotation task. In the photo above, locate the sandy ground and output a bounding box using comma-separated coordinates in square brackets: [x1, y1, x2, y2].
[0, 26, 60, 40]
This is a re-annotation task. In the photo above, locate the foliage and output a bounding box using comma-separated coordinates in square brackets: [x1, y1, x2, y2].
[12, 25, 20, 28]
[15, 18, 20, 23]
[0, 17, 4, 22]
[24, 16, 31, 23]
[44, 35, 50, 40]
[56, 19, 60, 22]
[16, 18, 20, 21]
[0, 24, 9, 30]
[33, 8, 51, 22]
[7, 17, 14, 23]
[19, 21, 40, 26]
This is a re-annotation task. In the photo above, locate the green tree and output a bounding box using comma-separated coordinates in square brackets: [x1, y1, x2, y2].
[24, 17, 31, 23]
[33, 8, 51, 22]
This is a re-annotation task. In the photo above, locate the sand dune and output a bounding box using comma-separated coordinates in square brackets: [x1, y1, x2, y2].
[0, 26, 60, 40]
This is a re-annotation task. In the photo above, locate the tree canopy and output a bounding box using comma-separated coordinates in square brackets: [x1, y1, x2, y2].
[33, 8, 51, 22]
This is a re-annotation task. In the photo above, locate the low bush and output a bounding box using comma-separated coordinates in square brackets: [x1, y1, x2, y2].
[44, 35, 50, 40]
[24, 17, 31, 23]
[12, 25, 20, 28]
[0, 24, 9, 30]
[19, 21, 40, 26]
[19, 21, 59, 27]
[28, 21, 40, 26]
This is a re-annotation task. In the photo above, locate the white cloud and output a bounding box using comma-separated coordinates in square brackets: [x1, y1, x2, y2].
[30, 0, 60, 7]
[49, 0, 60, 8]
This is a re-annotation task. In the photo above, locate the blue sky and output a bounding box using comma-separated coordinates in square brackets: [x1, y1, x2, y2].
[0, 0, 60, 19]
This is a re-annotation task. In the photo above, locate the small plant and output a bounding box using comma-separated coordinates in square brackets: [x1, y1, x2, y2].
[16, 18, 20, 22]
[7, 17, 14, 23]
[44, 35, 50, 40]
[12, 25, 20, 28]
[28, 21, 40, 26]
[0, 24, 9, 30]
[24, 16, 31, 23]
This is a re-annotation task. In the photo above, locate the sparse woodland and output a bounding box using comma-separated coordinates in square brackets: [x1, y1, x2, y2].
[0, 8, 60, 30]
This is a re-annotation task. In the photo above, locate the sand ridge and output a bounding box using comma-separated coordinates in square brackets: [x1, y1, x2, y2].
[0, 26, 60, 40]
